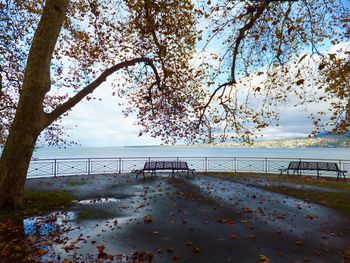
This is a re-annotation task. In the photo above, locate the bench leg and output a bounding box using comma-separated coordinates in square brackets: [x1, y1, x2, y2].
[338, 172, 346, 180]
[135, 170, 145, 179]
[279, 169, 287, 176]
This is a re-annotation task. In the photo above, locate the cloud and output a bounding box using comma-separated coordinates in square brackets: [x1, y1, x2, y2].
[257, 109, 314, 140]
[60, 41, 350, 146]
[61, 81, 161, 146]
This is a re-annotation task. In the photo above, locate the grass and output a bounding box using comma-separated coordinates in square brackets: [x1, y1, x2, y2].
[66, 179, 87, 186]
[262, 185, 350, 216]
[78, 211, 93, 219]
[202, 172, 350, 216]
[269, 175, 350, 191]
[202, 172, 350, 191]
[0, 191, 74, 219]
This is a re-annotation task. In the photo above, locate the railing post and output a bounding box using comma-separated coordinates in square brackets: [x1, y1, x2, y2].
[54, 159, 57, 177]
[234, 157, 237, 173]
[29, 155, 349, 179]
[88, 158, 91, 175]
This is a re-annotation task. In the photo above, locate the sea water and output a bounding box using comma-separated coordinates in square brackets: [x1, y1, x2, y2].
[32, 146, 350, 160]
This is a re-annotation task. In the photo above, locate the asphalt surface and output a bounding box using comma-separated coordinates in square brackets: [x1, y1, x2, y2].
[24, 173, 350, 262]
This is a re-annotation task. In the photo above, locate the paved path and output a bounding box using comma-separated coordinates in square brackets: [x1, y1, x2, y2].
[24, 174, 350, 262]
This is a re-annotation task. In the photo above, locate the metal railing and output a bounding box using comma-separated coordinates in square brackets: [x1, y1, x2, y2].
[27, 156, 350, 179]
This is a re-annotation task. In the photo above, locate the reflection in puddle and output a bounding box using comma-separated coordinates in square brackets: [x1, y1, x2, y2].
[76, 198, 122, 204]
[24, 212, 76, 236]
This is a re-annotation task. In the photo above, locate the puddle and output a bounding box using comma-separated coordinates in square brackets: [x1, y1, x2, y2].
[8, 175, 348, 262]
[76, 197, 122, 204]
[24, 211, 76, 236]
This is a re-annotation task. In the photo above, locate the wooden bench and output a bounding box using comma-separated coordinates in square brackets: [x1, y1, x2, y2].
[279, 161, 347, 179]
[133, 161, 195, 178]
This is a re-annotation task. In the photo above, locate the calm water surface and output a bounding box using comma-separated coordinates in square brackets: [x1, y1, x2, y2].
[33, 146, 350, 160]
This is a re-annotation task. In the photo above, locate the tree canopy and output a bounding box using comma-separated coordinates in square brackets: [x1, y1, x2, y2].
[0, 0, 349, 146]
[0, 0, 203, 145]
[192, 0, 350, 142]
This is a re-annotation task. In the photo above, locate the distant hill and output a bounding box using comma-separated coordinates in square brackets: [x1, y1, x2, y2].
[170, 136, 350, 148]
[315, 132, 350, 138]
[242, 137, 350, 148]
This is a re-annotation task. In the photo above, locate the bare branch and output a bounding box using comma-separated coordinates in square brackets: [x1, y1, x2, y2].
[230, 1, 271, 84]
[46, 57, 160, 125]
[198, 1, 270, 128]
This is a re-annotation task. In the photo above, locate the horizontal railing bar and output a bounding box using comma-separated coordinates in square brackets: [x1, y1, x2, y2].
[31, 156, 350, 161]
[27, 155, 350, 179]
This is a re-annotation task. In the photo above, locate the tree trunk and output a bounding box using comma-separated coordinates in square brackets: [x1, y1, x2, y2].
[0, 0, 69, 209]
[0, 116, 42, 208]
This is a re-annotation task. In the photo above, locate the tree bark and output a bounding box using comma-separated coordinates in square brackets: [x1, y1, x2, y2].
[0, 0, 161, 209]
[0, 0, 69, 208]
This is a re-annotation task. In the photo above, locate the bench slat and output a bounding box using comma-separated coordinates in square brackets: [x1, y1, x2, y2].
[280, 161, 346, 179]
[136, 161, 195, 178]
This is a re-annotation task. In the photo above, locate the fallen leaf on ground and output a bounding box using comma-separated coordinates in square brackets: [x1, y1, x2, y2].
[217, 218, 235, 224]
[96, 245, 105, 253]
[193, 246, 201, 253]
[144, 215, 153, 223]
[305, 214, 317, 220]
[259, 254, 271, 262]
[173, 255, 181, 261]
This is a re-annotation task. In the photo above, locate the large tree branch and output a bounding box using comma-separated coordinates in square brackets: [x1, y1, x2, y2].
[302, 0, 322, 56]
[46, 57, 160, 125]
[143, 0, 168, 79]
[276, 2, 293, 62]
[197, 1, 270, 127]
[230, 1, 270, 84]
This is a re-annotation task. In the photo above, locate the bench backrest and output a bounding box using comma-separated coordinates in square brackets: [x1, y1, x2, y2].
[324, 162, 339, 171]
[288, 162, 300, 169]
[143, 161, 189, 170]
[288, 161, 340, 171]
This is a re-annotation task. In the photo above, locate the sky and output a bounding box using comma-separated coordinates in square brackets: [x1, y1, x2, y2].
[57, 3, 350, 147]
[61, 81, 163, 146]
[60, 79, 319, 147]
[59, 41, 350, 147]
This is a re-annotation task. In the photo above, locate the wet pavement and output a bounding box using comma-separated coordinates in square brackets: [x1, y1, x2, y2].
[19, 174, 350, 262]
